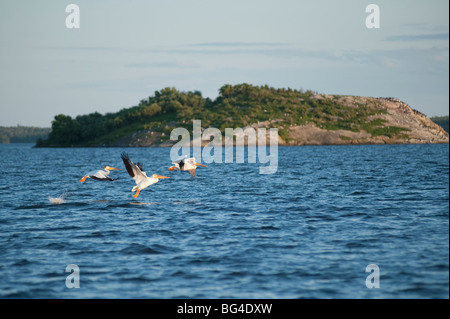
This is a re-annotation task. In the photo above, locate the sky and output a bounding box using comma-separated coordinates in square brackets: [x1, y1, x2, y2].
[0, 0, 448, 127]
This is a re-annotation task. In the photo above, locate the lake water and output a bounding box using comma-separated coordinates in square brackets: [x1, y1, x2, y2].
[0, 143, 448, 299]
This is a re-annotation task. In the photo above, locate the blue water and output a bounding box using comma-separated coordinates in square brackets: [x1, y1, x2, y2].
[0, 143, 448, 299]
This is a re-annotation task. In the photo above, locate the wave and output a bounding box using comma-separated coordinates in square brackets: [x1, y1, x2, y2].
[120, 243, 180, 255]
[16, 201, 90, 210]
[107, 202, 160, 208]
[120, 243, 163, 255]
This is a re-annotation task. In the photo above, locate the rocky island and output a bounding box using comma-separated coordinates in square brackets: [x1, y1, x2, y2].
[35, 83, 448, 147]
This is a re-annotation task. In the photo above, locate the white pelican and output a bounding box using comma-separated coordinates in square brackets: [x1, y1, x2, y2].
[168, 156, 207, 177]
[79, 166, 121, 183]
[121, 152, 169, 198]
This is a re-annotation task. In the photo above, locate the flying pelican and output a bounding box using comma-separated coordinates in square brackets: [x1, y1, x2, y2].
[121, 152, 169, 198]
[79, 166, 121, 183]
[168, 156, 207, 177]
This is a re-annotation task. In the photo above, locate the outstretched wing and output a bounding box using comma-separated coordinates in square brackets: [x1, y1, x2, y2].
[121, 152, 136, 177]
[121, 152, 147, 185]
[89, 169, 116, 181]
[91, 175, 118, 181]
[136, 162, 145, 172]
[173, 155, 188, 165]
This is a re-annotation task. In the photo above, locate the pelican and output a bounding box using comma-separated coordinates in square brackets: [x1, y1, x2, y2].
[121, 152, 169, 198]
[168, 156, 207, 177]
[79, 166, 121, 183]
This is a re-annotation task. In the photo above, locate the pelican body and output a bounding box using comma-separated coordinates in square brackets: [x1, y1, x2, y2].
[168, 156, 207, 177]
[79, 166, 121, 182]
[121, 152, 169, 198]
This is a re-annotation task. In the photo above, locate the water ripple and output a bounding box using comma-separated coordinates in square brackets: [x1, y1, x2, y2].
[0, 143, 448, 298]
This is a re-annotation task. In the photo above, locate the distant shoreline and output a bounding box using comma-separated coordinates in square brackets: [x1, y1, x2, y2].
[0, 126, 50, 144]
[29, 140, 449, 149]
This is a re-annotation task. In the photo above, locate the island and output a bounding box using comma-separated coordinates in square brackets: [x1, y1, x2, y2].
[35, 83, 449, 147]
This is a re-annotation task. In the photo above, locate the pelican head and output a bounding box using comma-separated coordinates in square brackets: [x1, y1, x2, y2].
[103, 166, 121, 171]
[152, 174, 170, 179]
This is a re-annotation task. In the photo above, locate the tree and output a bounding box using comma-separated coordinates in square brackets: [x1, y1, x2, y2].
[219, 84, 233, 98]
[48, 114, 81, 146]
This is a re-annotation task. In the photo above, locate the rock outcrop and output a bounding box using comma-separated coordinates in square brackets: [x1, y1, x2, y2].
[105, 96, 449, 147]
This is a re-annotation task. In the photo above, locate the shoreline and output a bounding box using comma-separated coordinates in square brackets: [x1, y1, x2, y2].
[32, 140, 449, 148]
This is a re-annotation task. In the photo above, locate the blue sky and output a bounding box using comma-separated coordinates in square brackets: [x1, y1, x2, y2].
[0, 0, 448, 127]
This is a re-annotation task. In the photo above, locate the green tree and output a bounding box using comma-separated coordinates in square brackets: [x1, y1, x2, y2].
[48, 114, 81, 146]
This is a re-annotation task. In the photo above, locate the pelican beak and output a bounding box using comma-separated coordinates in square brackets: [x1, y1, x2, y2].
[194, 163, 207, 167]
[106, 166, 121, 171]
[154, 175, 170, 179]
[79, 176, 88, 183]
[168, 167, 177, 171]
